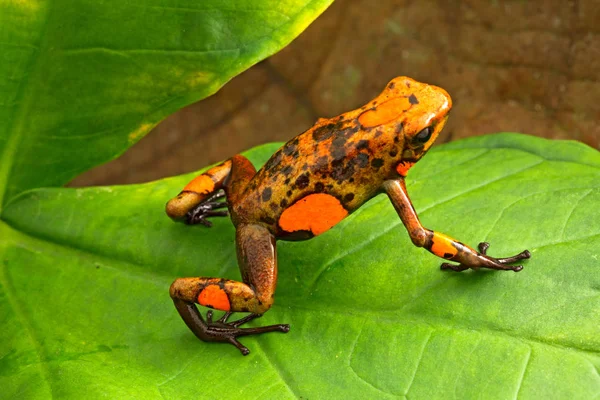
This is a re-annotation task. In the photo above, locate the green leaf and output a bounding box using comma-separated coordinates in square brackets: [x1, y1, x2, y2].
[0, 0, 333, 207]
[2, 134, 599, 399]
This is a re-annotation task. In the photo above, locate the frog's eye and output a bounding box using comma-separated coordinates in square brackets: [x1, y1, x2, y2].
[414, 126, 433, 143]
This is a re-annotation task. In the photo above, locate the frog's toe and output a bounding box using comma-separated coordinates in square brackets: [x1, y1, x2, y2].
[202, 312, 290, 356]
[185, 190, 229, 226]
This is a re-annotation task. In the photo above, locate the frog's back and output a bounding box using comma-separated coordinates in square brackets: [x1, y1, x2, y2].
[233, 113, 402, 240]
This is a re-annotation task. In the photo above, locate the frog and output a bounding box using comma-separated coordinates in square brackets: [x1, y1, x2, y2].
[166, 76, 531, 355]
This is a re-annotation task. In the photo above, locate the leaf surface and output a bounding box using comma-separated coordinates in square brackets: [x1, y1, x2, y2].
[2, 134, 599, 399]
[0, 0, 332, 207]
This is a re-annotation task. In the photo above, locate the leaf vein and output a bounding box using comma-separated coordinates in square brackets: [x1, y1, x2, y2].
[0, 254, 54, 396]
[404, 331, 432, 398]
[560, 189, 594, 240]
[513, 347, 532, 400]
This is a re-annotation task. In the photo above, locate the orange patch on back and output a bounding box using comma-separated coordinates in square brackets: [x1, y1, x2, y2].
[358, 97, 412, 128]
[431, 232, 458, 259]
[197, 285, 231, 311]
[184, 174, 215, 195]
[396, 161, 415, 176]
[279, 193, 348, 236]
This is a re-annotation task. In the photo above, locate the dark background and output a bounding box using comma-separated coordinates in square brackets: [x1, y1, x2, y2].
[71, 0, 600, 186]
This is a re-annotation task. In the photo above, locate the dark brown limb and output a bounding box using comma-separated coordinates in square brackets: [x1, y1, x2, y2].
[172, 299, 289, 356]
[440, 242, 530, 272]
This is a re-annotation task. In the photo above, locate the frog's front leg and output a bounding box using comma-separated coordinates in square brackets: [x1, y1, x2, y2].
[166, 154, 258, 226]
[165, 158, 235, 226]
[382, 179, 531, 271]
[170, 224, 289, 355]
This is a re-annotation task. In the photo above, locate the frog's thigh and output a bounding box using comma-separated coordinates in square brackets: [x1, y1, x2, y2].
[235, 223, 278, 313]
[225, 154, 256, 204]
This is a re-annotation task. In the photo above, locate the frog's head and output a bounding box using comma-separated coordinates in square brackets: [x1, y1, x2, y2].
[358, 76, 452, 169]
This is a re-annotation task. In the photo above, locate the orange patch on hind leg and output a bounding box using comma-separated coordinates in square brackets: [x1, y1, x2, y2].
[197, 285, 231, 311]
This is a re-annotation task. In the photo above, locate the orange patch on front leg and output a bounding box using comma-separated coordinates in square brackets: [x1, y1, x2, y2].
[279, 193, 348, 236]
[430, 232, 459, 259]
[197, 285, 231, 311]
[184, 175, 215, 195]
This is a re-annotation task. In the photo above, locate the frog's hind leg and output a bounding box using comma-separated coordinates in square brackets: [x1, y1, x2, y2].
[166, 155, 255, 226]
[170, 223, 289, 355]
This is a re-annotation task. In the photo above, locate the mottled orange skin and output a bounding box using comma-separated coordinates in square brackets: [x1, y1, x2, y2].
[165, 76, 530, 355]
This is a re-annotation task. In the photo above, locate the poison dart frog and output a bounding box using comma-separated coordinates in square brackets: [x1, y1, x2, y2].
[166, 76, 531, 355]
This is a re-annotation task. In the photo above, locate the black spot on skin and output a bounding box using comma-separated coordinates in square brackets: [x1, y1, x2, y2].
[356, 140, 369, 150]
[261, 187, 272, 202]
[314, 182, 325, 192]
[326, 184, 334, 190]
[315, 156, 329, 170]
[356, 153, 369, 168]
[280, 198, 288, 208]
[388, 82, 396, 89]
[264, 149, 283, 170]
[373, 101, 378, 106]
[371, 158, 384, 168]
[408, 94, 419, 105]
[287, 190, 292, 197]
[284, 178, 290, 184]
[349, 177, 354, 183]
[295, 173, 310, 189]
[389, 148, 398, 157]
[406, 81, 411, 88]
[283, 138, 299, 156]
[282, 165, 293, 176]
[394, 135, 400, 143]
[341, 124, 360, 138]
[312, 123, 338, 142]
[443, 253, 454, 259]
[269, 202, 278, 211]
[395, 123, 404, 134]
[301, 163, 308, 171]
[264, 216, 275, 225]
[374, 129, 383, 138]
[331, 136, 347, 160]
[344, 193, 355, 202]
[278, 228, 314, 241]
[331, 159, 355, 182]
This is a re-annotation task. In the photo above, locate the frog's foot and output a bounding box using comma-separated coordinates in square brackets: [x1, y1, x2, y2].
[441, 242, 531, 272]
[185, 190, 229, 227]
[198, 310, 290, 355]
